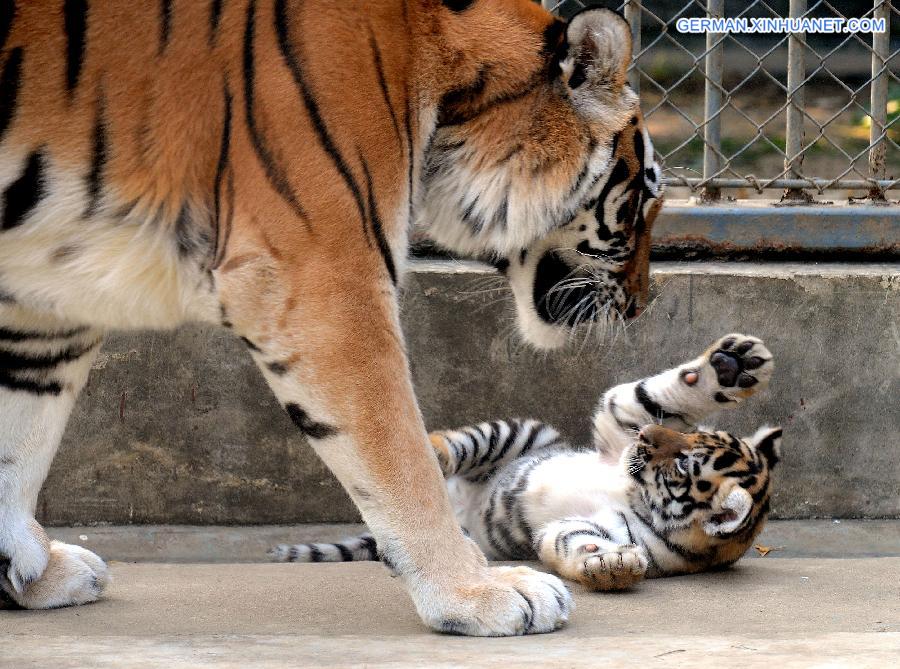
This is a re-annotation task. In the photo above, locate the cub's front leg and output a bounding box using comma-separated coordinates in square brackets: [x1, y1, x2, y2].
[217, 250, 571, 636]
[536, 518, 648, 591]
[594, 333, 774, 461]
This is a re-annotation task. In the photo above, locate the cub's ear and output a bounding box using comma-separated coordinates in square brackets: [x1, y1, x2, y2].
[749, 426, 783, 469]
[558, 9, 632, 95]
[703, 486, 753, 537]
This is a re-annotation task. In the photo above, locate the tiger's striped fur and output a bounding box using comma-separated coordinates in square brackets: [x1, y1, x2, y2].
[1, 0, 663, 633]
[272, 333, 781, 592]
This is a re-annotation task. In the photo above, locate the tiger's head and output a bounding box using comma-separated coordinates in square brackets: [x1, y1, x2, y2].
[418, 4, 663, 349]
[625, 424, 782, 553]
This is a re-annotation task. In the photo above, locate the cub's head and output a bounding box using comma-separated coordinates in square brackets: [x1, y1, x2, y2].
[418, 3, 664, 349]
[625, 424, 782, 547]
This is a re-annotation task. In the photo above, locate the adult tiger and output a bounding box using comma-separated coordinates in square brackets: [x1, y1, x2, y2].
[0, 0, 662, 635]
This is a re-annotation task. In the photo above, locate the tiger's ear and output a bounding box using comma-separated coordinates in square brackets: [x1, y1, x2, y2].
[557, 9, 632, 96]
[749, 426, 783, 469]
[703, 486, 753, 537]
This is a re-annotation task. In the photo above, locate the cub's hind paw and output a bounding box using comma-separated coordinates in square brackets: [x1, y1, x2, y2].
[705, 334, 773, 404]
[578, 544, 648, 592]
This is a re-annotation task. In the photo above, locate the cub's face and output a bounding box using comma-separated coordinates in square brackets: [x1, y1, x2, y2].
[418, 5, 663, 349]
[624, 424, 782, 538]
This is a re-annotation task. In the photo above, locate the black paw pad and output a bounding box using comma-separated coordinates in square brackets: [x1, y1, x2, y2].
[735, 340, 755, 355]
[744, 356, 766, 370]
[710, 351, 741, 387]
[737, 373, 757, 388]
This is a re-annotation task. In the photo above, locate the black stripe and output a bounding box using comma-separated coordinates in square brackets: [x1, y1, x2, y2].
[63, 0, 88, 96]
[159, 0, 172, 55]
[0, 326, 88, 342]
[369, 30, 400, 143]
[403, 95, 415, 225]
[0, 46, 23, 142]
[595, 158, 629, 219]
[438, 72, 543, 128]
[212, 82, 232, 267]
[209, 0, 224, 46]
[308, 545, 323, 562]
[617, 512, 635, 544]
[476, 420, 503, 468]
[336, 543, 353, 561]
[2, 151, 44, 231]
[84, 90, 106, 217]
[359, 158, 398, 284]
[285, 402, 338, 440]
[239, 336, 260, 352]
[0, 370, 62, 395]
[635, 381, 683, 421]
[360, 535, 378, 560]
[632, 509, 709, 563]
[0, 0, 15, 53]
[713, 451, 741, 471]
[512, 587, 534, 633]
[0, 340, 98, 370]
[608, 398, 640, 432]
[555, 528, 611, 557]
[242, 0, 309, 223]
[274, 0, 369, 244]
[491, 420, 526, 465]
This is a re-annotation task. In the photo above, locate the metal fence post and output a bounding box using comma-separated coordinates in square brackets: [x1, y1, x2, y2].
[702, 0, 725, 202]
[784, 0, 809, 202]
[869, 0, 890, 201]
[624, 0, 642, 93]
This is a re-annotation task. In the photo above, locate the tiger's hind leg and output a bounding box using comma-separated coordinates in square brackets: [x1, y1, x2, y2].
[429, 419, 567, 482]
[593, 334, 774, 462]
[0, 304, 109, 609]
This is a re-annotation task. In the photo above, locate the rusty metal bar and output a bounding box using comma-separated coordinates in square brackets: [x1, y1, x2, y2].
[869, 0, 891, 201]
[784, 0, 809, 202]
[702, 0, 725, 202]
[663, 176, 899, 191]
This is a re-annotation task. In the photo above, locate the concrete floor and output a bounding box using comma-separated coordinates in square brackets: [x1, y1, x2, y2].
[3, 558, 899, 668]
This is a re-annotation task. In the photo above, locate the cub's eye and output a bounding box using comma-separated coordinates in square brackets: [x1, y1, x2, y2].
[675, 454, 689, 476]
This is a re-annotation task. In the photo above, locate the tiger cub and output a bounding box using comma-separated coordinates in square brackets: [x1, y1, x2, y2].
[271, 333, 780, 591]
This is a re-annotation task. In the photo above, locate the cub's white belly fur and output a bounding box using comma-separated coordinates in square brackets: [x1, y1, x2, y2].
[448, 451, 631, 551]
[519, 452, 632, 530]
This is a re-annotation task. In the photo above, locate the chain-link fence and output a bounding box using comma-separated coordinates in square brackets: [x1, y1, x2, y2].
[542, 0, 899, 202]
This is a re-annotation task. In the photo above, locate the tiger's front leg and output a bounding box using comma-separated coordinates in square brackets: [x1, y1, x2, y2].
[0, 305, 109, 609]
[216, 254, 571, 636]
[536, 517, 648, 592]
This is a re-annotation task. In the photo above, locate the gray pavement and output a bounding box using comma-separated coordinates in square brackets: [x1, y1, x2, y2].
[3, 559, 899, 668]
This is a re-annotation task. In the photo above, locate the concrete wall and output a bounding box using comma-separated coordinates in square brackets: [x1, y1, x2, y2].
[38, 262, 900, 525]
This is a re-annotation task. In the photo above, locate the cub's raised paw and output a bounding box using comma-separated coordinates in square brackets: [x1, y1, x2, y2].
[704, 334, 773, 404]
[1, 541, 109, 609]
[578, 544, 648, 591]
[427, 565, 573, 636]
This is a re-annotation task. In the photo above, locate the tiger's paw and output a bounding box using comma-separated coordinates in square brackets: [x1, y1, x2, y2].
[578, 544, 648, 591]
[683, 334, 773, 407]
[423, 565, 573, 636]
[0, 541, 108, 609]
